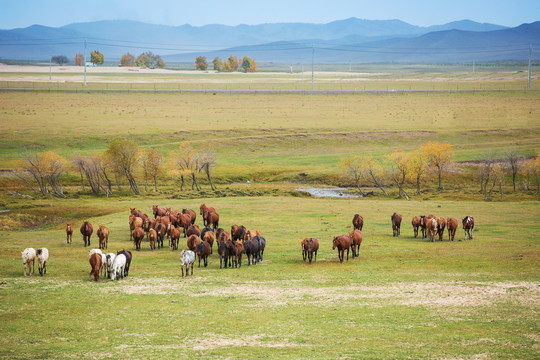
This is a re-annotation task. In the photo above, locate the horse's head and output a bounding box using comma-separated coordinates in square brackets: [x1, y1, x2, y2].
[332, 237, 338, 249]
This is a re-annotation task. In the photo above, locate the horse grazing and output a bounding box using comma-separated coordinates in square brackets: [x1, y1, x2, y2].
[243, 237, 260, 266]
[21, 248, 36, 276]
[353, 214, 364, 231]
[170, 226, 181, 251]
[132, 227, 145, 251]
[391, 213, 402, 237]
[187, 235, 201, 251]
[66, 224, 73, 244]
[349, 230, 362, 258]
[80, 221, 93, 247]
[203, 231, 215, 254]
[427, 217, 437, 242]
[155, 223, 167, 249]
[89, 252, 102, 281]
[333, 235, 352, 263]
[116, 250, 132, 277]
[462, 216, 475, 240]
[412, 216, 420, 238]
[36, 248, 49, 276]
[110, 254, 126, 281]
[436, 217, 446, 241]
[152, 205, 167, 219]
[180, 250, 196, 277]
[254, 236, 266, 262]
[97, 225, 109, 250]
[195, 241, 212, 267]
[205, 211, 220, 231]
[182, 209, 197, 225]
[303, 237, 318, 264]
[447, 218, 458, 241]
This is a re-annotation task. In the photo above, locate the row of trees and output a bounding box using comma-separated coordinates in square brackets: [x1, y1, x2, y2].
[341, 142, 539, 201]
[16, 139, 216, 197]
[61, 51, 165, 68]
[195, 55, 257, 72]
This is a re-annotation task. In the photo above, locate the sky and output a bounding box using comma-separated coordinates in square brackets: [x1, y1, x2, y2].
[0, 0, 538, 30]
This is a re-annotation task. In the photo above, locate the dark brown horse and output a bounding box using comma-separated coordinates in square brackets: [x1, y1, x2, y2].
[218, 240, 230, 269]
[195, 241, 211, 267]
[89, 252, 101, 282]
[254, 236, 266, 262]
[419, 215, 427, 238]
[132, 227, 145, 251]
[462, 216, 475, 240]
[446, 218, 458, 241]
[333, 235, 352, 263]
[231, 224, 247, 242]
[243, 237, 260, 266]
[187, 235, 201, 251]
[80, 221, 93, 247]
[228, 240, 244, 268]
[301, 238, 309, 262]
[304, 237, 318, 264]
[412, 216, 420, 238]
[352, 214, 364, 231]
[66, 223, 73, 244]
[436, 217, 446, 241]
[391, 213, 402, 237]
[187, 224, 201, 238]
[182, 208, 197, 225]
[348, 230, 362, 258]
[205, 211, 220, 231]
[155, 223, 167, 249]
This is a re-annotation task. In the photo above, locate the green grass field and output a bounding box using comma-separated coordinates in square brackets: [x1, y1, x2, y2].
[0, 68, 539, 359]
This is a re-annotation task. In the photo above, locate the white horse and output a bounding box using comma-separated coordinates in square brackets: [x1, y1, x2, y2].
[105, 253, 116, 279]
[22, 248, 36, 276]
[36, 248, 49, 276]
[111, 254, 126, 281]
[180, 250, 196, 277]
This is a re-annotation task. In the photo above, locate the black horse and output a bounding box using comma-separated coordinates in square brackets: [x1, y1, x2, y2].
[253, 236, 266, 262]
[243, 237, 260, 266]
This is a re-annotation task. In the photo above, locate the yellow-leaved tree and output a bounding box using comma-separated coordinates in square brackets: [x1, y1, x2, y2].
[386, 151, 411, 199]
[340, 154, 365, 195]
[16, 151, 65, 197]
[169, 143, 200, 191]
[361, 155, 388, 195]
[420, 141, 454, 190]
[408, 150, 427, 195]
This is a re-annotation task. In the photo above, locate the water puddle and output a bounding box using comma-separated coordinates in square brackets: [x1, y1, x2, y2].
[296, 187, 359, 198]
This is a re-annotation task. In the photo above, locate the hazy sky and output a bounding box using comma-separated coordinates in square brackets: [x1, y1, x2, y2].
[1, 0, 538, 29]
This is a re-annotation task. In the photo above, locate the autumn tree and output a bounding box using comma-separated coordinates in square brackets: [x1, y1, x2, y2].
[478, 151, 497, 195]
[361, 155, 388, 195]
[521, 151, 540, 192]
[105, 138, 140, 194]
[386, 152, 411, 199]
[120, 53, 135, 67]
[221, 60, 232, 72]
[169, 143, 200, 191]
[90, 50, 104, 65]
[51, 55, 69, 65]
[16, 151, 66, 197]
[505, 150, 523, 192]
[228, 56, 238, 71]
[408, 150, 427, 195]
[136, 52, 165, 69]
[142, 150, 163, 192]
[198, 149, 217, 191]
[74, 53, 84, 66]
[485, 164, 505, 201]
[242, 56, 257, 72]
[195, 56, 208, 70]
[340, 154, 365, 195]
[212, 57, 223, 71]
[75, 154, 112, 196]
[420, 141, 454, 190]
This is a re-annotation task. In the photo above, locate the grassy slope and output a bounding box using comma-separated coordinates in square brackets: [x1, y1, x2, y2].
[0, 196, 538, 359]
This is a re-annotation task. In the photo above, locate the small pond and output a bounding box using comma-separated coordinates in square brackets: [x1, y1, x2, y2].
[296, 187, 359, 198]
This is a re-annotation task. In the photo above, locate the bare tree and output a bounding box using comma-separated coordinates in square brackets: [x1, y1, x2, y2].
[146, 150, 163, 191]
[169, 143, 200, 191]
[340, 154, 366, 196]
[105, 138, 140, 194]
[16, 151, 65, 197]
[478, 151, 497, 199]
[199, 150, 217, 191]
[362, 155, 388, 195]
[505, 150, 523, 192]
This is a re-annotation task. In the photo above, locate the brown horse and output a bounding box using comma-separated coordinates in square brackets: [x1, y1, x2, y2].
[148, 228, 157, 250]
[305, 237, 319, 264]
[391, 213, 402, 237]
[132, 227, 145, 251]
[243, 229, 261, 241]
[205, 211, 220, 231]
[155, 223, 167, 249]
[412, 216, 420, 238]
[129, 215, 143, 242]
[199, 203, 215, 217]
[462, 216, 475, 240]
[174, 213, 191, 238]
[419, 216, 427, 239]
[436, 217, 446, 241]
[66, 223, 73, 244]
[187, 235, 201, 251]
[97, 225, 109, 250]
[349, 230, 362, 258]
[446, 218, 458, 241]
[169, 226, 181, 251]
[231, 224, 247, 242]
[228, 240, 244, 268]
[152, 205, 167, 219]
[301, 238, 309, 262]
[352, 214, 364, 231]
[203, 231, 215, 254]
[187, 224, 201, 238]
[89, 252, 101, 282]
[427, 217, 437, 242]
[333, 235, 352, 263]
[195, 241, 212, 267]
[80, 221, 93, 247]
[182, 209, 197, 225]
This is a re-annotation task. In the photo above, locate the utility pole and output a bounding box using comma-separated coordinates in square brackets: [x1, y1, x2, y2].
[528, 44, 532, 89]
[49, 57, 52, 80]
[311, 44, 314, 91]
[84, 39, 87, 86]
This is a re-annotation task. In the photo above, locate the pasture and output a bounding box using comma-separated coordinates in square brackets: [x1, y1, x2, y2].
[0, 196, 539, 359]
[0, 67, 539, 358]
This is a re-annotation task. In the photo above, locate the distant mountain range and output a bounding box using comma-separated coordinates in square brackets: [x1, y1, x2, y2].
[0, 18, 538, 63]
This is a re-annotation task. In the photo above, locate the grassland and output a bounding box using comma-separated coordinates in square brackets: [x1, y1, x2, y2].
[0, 67, 539, 359]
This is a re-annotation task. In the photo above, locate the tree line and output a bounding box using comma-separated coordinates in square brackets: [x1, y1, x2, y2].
[48, 51, 166, 68]
[195, 55, 257, 72]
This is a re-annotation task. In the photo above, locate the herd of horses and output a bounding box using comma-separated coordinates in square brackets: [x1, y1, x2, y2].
[22, 202, 476, 279]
